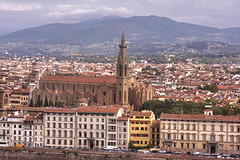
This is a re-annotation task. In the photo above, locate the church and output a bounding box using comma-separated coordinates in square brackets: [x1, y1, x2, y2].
[32, 33, 153, 110]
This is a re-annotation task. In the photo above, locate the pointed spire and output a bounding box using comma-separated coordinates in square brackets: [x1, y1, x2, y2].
[121, 31, 125, 45]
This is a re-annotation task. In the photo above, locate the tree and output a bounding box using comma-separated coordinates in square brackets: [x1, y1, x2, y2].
[49, 100, 53, 107]
[69, 99, 79, 108]
[29, 99, 33, 107]
[36, 95, 41, 107]
[44, 95, 48, 107]
[55, 100, 65, 108]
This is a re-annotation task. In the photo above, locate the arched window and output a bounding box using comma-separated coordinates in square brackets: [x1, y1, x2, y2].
[119, 65, 122, 76]
[125, 64, 127, 77]
[124, 91, 126, 102]
[119, 91, 121, 102]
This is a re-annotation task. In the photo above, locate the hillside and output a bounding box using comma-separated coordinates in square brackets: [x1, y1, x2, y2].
[0, 15, 240, 56]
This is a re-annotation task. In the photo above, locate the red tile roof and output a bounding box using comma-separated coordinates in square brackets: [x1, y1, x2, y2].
[40, 75, 116, 84]
[130, 111, 152, 116]
[160, 113, 240, 122]
[44, 108, 77, 113]
[77, 106, 121, 114]
[151, 120, 160, 128]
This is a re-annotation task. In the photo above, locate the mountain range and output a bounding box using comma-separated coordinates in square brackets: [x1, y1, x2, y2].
[0, 15, 240, 56]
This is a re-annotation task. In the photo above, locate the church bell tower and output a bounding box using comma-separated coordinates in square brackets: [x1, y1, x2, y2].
[116, 32, 129, 108]
[0, 89, 10, 117]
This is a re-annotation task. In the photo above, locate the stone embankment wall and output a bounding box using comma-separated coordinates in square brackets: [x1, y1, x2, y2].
[0, 150, 168, 160]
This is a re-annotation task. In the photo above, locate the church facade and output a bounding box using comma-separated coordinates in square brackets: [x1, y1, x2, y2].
[32, 33, 153, 110]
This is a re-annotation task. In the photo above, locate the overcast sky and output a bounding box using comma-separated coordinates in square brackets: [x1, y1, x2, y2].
[0, 0, 240, 35]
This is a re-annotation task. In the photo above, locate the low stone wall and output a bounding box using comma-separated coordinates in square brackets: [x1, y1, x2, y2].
[0, 150, 168, 160]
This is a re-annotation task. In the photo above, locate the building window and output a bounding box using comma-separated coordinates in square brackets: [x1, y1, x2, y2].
[79, 132, 82, 137]
[186, 124, 190, 130]
[220, 136, 223, 142]
[79, 139, 81, 145]
[101, 132, 104, 138]
[186, 143, 189, 148]
[220, 145, 223, 150]
[192, 143, 195, 148]
[210, 135, 215, 142]
[202, 135, 206, 141]
[230, 145, 234, 150]
[162, 123, 165, 129]
[181, 135, 184, 140]
[220, 125, 223, 132]
[173, 124, 176, 130]
[203, 144, 206, 149]
[181, 143, 184, 148]
[181, 124, 184, 130]
[58, 130, 61, 137]
[230, 136, 234, 142]
[203, 125, 206, 131]
[192, 124, 196, 131]
[119, 91, 121, 102]
[211, 125, 215, 131]
[168, 124, 171, 129]
[231, 126, 234, 132]
[124, 91, 126, 102]
[192, 134, 196, 140]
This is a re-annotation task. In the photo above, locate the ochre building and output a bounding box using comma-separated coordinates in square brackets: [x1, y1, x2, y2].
[32, 33, 153, 110]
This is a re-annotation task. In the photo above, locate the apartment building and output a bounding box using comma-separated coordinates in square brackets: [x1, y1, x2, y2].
[117, 116, 129, 150]
[159, 111, 240, 154]
[151, 120, 160, 147]
[129, 110, 155, 147]
[10, 89, 29, 107]
[23, 116, 34, 147]
[8, 116, 23, 146]
[0, 117, 10, 145]
[33, 113, 44, 147]
[44, 109, 77, 148]
[43, 106, 126, 149]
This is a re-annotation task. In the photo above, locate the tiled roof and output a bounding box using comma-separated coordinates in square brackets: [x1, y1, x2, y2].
[77, 106, 121, 114]
[117, 116, 129, 121]
[130, 111, 152, 116]
[151, 120, 160, 128]
[160, 113, 240, 122]
[40, 75, 116, 84]
[44, 108, 77, 113]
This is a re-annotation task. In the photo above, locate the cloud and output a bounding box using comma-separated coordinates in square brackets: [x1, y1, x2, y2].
[42, 5, 132, 19]
[0, 1, 42, 11]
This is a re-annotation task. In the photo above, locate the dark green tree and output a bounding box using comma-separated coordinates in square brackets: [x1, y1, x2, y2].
[44, 95, 48, 107]
[29, 99, 33, 107]
[49, 100, 53, 107]
[55, 100, 65, 108]
[36, 95, 41, 107]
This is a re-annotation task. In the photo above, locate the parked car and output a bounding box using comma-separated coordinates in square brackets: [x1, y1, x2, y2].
[174, 151, 182, 154]
[159, 150, 166, 154]
[129, 149, 136, 152]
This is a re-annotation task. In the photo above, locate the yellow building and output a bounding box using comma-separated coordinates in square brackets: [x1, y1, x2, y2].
[10, 89, 29, 107]
[129, 110, 155, 147]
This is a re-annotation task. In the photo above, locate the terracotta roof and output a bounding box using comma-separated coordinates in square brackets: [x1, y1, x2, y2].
[44, 108, 77, 113]
[117, 116, 129, 121]
[40, 75, 116, 84]
[160, 113, 240, 122]
[77, 106, 121, 114]
[151, 120, 160, 128]
[130, 111, 152, 116]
